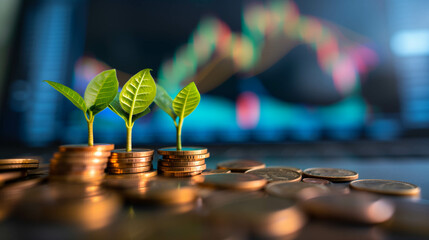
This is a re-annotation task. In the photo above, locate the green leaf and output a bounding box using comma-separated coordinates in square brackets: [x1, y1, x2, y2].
[44, 80, 87, 112]
[154, 84, 177, 121]
[119, 69, 156, 116]
[132, 107, 151, 123]
[108, 93, 128, 123]
[84, 69, 119, 115]
[173, 82, 200, 119]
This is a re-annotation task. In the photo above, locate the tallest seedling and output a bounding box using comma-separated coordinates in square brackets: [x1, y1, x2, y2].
[45, 70, 118, 146]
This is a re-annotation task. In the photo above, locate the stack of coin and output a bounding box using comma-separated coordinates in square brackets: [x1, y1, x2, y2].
[49, 144, 114, 183]
[157, 147, 209, 177]
[0, 158, 39, 175]
[107, 149, 154, 175]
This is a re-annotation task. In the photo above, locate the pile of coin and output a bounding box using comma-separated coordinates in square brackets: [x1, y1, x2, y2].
[0, 158, 39, 177]
[49, 144, 114, 183]
[157, 147, 209, 177]
[107, 149, 154, 175]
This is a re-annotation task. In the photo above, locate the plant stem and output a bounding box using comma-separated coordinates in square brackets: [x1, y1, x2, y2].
[87, 118, 94, 146]
[126, 124, 132, 152]
[176, 118, 183, 150]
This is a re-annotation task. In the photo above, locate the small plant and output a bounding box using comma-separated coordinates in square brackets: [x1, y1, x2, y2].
[108, 69, 156, 152]
[155, 82, 200, 150]
[45, 69, 118, 146]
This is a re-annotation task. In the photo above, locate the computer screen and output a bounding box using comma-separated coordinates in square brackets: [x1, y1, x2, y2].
[2, 0, 429, 146]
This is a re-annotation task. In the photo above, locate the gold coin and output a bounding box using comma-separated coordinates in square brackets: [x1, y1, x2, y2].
[158, 164, 206, 173]
[157, 147, 208, 156]
[0, 158, 39, 165]
[125, 179, 198, 205]
[349, 179, 421, 196]
[265, 181, 330, 200]
[303, 168, 358, 182]
[108, 162, 151, 168]
[217, 160, 265, 172]
[202, 169, 231, 175]
[105, 170, 158, 179]
[110, 149, 154, 158]
[158, 159, 205, 167]
[59, 144, 114, 152]
[0, 164, 39, 170]
[162, 152, 210, 160]
[159, 171, 202, 177]
[245, 167, 302, 182]
[211, 197, 306, 238]
[108, 156, 153, 163]
[0, 171, 27, 184]
[302, 178, 331, 185]
[108, 166, 152, 174]
[200, 173, 267, 191]
[54, 151, 111, 158]
[51, 157, 108, 165]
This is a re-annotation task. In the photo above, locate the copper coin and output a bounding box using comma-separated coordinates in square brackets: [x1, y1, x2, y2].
[159, 171, 202, 177]
[0, 158, 39, 165]
[200, 173, 267, 191]
[59, 144, 114, 152]
[105, 170, 158, 179]
[217, 160, 265, 172]
[202, 169, 231, 175]
[108, 166, 152, 174]
[108, 162, 151, 168]
[303, 168, 359, 182]
[0, 164, 39, 170]
[161, 152, 210, 160]
[54, 151, 111, 158]
[158, 164, 206, 173]
[51, 157, 108, 165]
[157, 147, 208, 156]
[270, 166, 302, 174]
[265, 181, 330, 200]
[302, 178, 331, 185]
[158, 159, 205, 167]
[350, 179, 421, 196]
[245, 167, 302, 182]
[111, 149, 154, 158]
[108, 156, 153, 163]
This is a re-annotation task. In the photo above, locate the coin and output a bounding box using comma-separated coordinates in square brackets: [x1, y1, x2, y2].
[108, 162, 151, 168]
[202, 169, 231, 175]
[159, 171, 202, 177]
[0, 164, 39, 170]
[54, 151, 112, 158]
[51, 157, 108, 165]
[270, 166, 302, 174]
[158, 164, 206, 173]
[245, 167, 302, 182]
[349, 179, 421, 196]
[157, 147, 208, 156]
[265, 181, 330, 200]
[158, 159, 205, 167]
[162, 152, 210, 160]
[217, 160, 265, 172]
[0, 171, 27, 184]
[302, 178, 331, 185]
[105, 170, 158, 179]
[303, 168, 358, 182]
[200, 173, 267, 191]
[108, 166, 152, 174]
[59, 144, 114, 152]
[301, 192, 395, 224]
[0, 158, 39, 165]
[108, 156, 153, 163]
[211, 197, 306, 238]
[111, 149, 154, 158]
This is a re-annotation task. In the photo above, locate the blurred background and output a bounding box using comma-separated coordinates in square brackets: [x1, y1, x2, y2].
[0, 0, 428, 148]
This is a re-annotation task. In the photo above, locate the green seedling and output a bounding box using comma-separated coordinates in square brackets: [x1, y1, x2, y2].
[108, 69, 156, 152]
[45, 69, 118, 146]
[154, 82, 200, 150]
